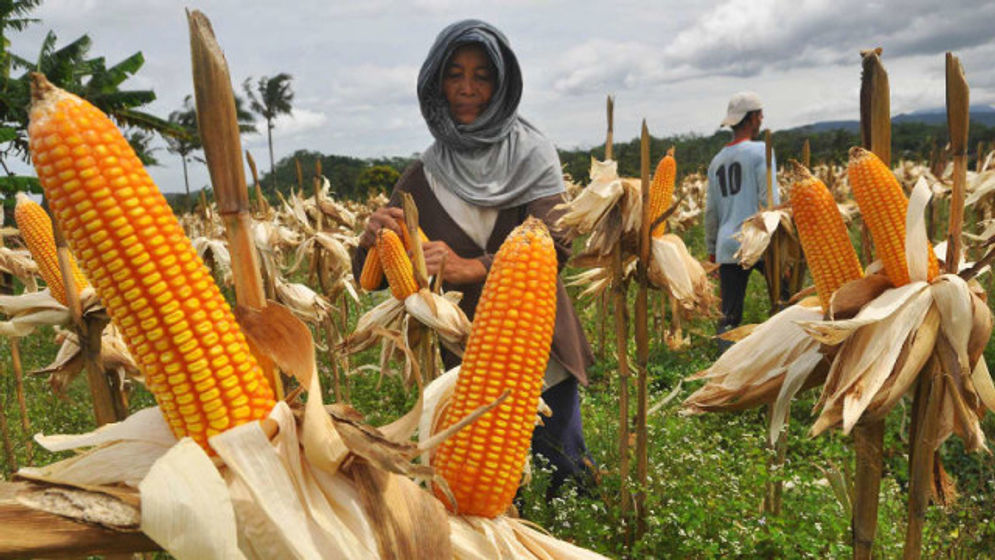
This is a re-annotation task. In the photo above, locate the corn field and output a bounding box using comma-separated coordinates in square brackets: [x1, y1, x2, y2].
[1, 17, 994, 560]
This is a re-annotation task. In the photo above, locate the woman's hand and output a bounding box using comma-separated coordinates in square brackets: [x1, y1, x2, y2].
[422, 240, 487, 285]
[360, 206, 405, 249]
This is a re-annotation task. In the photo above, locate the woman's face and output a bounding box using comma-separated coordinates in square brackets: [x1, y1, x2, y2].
[442, 45, 495, 125]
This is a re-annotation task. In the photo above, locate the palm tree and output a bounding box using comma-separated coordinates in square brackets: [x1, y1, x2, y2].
[164, 95, 202, 198]
[242, 73, 293, 188]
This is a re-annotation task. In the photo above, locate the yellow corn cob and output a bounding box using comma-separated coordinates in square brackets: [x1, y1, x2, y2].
[648, 147, 676, 237]
[433, 217, 557, 517]
[847, 147, 939, 287]
[27, 73, 274, 451]
[359, 245, 384, 291]
[376, 228, 419, 299]
[359, 218, 427, 292]
[14, 192, 89, 306]
[788, 163, 863, 311]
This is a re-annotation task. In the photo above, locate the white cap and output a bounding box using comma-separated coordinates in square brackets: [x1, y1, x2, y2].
[720, 91, 763, 127]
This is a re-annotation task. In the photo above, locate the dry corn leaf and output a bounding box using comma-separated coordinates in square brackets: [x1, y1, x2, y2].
[35, 324, 139, 395]
[236, 301, 350, 473]
[342, 297, 406, 355]
[274, 278, 333, 324]
[345, 459, 451, 560]
[971, 359, 995, 414]
[0, 289, 71, 336]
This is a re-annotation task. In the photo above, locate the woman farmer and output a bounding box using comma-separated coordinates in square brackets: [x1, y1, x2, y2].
[352, 19, 596, 496]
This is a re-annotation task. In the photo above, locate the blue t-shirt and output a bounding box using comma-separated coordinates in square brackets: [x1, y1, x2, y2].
[704, 140, 778, 264]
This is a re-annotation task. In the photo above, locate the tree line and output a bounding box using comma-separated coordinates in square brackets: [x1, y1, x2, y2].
[248, 119, 995, 206]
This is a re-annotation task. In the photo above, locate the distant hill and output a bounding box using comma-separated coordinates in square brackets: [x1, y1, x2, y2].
[788, 104, 995, 133]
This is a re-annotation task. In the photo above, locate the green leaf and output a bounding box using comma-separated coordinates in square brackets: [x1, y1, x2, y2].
[0, 175, 41, 199]
[0, 127, 17, 143]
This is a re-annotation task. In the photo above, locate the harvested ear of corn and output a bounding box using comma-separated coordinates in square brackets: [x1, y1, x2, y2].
[28, 73, 275, 451]
[432, 217, 558, 517]
[847, 147, 939, 286]
[14, 192, 89, 306]
[649, 147, 676, 237]
[377, 228, 419, 300]
[360, 218, 427, 292]
[788, 162, 864, 312]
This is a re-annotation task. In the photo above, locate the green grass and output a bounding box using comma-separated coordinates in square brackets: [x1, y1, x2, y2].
[2, 236, 994, 559]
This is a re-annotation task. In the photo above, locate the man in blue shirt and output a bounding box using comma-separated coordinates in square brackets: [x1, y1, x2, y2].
[705, 91, 777, 338]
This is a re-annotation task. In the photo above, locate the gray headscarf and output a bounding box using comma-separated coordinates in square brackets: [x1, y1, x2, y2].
[417, 19, 565, 210]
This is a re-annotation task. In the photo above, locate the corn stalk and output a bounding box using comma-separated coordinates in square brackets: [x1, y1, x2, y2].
[188, 9, 283, 400]
[54, 220, 126, 425]
[903, 51, 969, 560]
[760, 127, 787, 518]
[851, 46, 890, 560]
[10, 338, 31, 465]
[633, 120, 651, 537]
[602, 95, 632, 538]
[0, 356, 15, 471]
[0, 231, 31, 466]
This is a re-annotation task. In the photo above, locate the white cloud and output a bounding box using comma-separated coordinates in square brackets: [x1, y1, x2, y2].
[326, 64, 420, 107]
[10, 0, 995, 195]
[272, 108, 329, 138]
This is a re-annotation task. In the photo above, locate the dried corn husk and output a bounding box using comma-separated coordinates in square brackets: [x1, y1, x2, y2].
[797, 179, 995, 450]
[0, 287, 97, 336]
[274, 278, 334, 324]
[35, 324, 140, 395]
[682, 297, 827, 443]
[23, 346, 603, 559]
[648, 233, 717, 315]
[733, 208, 792, 268]
[191, 236, 233, 286]
[405, 290, 471, 352]
[0, 246, 39, 289]
[553, 158, 624, 238]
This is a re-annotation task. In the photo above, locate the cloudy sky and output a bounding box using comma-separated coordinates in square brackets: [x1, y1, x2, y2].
[9, 0, 995, 193]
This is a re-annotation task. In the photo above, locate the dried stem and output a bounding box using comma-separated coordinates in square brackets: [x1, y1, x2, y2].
[612, 244, 632, 536]
[904, 364, 944, 559]
[633, 120, 651, 536]
[945, 52, 969, 273]
[848, 45, 891, 557]
[852, 420, 884, 559]
[10, 338, 32, 464]
[0, 359, 16, 471]
[188, 9, 283, 399]
[54, 220, 124, 425]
